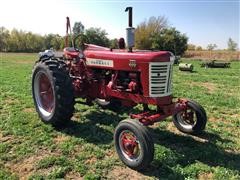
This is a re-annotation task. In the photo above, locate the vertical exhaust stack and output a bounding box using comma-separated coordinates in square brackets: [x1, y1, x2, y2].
[125, 7, 135, 52]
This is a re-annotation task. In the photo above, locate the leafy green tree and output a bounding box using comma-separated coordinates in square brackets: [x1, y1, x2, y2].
[187, 44, 196, 51]
[207, 44, 217, 51]
[43, 34, 64, 50]
[25, 32, 44, 52]
[0, 27, 10, 51]
[72, 22, 85, 48]
[135, 16, 169, 49]
[110, 38, 119, 49]
[196, 46, 203, 51]
[44, 34, 55, 49]
[73, 22, 84, 36]
[85, 27, 109, 47]
[135, 16, 188, 55]
[151, 28, 188, 56]
[51, 34, 63, 50]
[7, 29, 22, 52]
[227, 38, 237, 51]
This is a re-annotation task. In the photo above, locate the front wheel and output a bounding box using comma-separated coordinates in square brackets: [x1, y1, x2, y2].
[173, 100, 207, 135]
[114, 119, 154, 171]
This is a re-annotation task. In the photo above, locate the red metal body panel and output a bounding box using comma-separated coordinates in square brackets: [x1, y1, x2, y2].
[130, 99, 188, 125]
[84, 44, 171, 96]
[64, 44, 180, 126]
[84, 49, 170, 71]
[105, 87, 172, 105]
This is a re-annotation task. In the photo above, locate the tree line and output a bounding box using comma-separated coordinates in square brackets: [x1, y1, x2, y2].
[0, 16, 189, 55]
[187, 38, 238, 51]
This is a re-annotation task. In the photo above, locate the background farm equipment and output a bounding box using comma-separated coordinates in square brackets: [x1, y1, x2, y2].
[179, 63, 194, 72]
[32, 7, 207, 170]
[201, 60, 231, 68]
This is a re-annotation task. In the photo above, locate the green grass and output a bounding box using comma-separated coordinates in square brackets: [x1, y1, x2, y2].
[0, 53, 239, 179]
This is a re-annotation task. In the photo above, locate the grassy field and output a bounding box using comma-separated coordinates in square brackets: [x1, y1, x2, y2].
[0, 53, 240, 179]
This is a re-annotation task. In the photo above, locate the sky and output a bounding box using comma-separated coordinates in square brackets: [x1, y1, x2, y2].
[0, 0, 239, 49]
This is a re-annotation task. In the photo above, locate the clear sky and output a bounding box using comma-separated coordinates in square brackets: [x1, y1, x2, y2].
[0, 0, 239, 49]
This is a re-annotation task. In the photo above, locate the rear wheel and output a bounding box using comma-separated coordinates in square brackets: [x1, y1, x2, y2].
[114, 119, 154, 170]
[173, 100, 207, 135]
[32, 59, 75, 126]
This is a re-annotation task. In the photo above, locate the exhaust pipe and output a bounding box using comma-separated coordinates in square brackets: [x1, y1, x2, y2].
[125, 7, 135, 52]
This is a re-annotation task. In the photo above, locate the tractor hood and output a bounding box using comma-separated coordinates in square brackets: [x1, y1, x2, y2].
[84, 44, 172, 63]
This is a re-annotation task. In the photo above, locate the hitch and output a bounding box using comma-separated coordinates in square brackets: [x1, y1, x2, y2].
[130, 99, 188, 125]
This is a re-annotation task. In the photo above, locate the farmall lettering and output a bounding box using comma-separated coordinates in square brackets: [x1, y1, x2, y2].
[32, 7, 207, 171]
[86, 58, 114, 67]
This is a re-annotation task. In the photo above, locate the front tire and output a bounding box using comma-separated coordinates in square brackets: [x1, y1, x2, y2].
[32, 58, 75, 126]
[114, 119, 154, 171]
[173, 100, 207, 135]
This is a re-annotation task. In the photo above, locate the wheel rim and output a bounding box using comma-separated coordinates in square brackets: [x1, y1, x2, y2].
[177, 108, 197, 129]
[96, 98, 110, 106]
[119, 130, 141, 162]
[34, 71, 55, 119]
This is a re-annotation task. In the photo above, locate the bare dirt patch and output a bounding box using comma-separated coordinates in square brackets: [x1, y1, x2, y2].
[166, 123, 182, 135]
[191, 82, 217, 93]
[209, 117, 223, 123]
[201, 82, 216, 92]
[230, 114, 240, 119]
[5, 150, 59, 180]
[65, 171, 83, 180]
[0, 131, 15, 143]
[23, 108, 35, 113]
[107, 166, 151, 180]
[3, 97, 20, 105]
[53, 134, 70, 144]
[85, 156, 97, 165]
[198, 172, 213, 180]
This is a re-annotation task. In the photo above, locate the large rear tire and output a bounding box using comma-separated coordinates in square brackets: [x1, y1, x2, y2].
[173, 100, 207, 135]
[114, 119, 154, 170]
[32, 58, 75, 126]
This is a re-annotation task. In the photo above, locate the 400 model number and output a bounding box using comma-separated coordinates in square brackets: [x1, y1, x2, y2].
[86, 58, 114, 67]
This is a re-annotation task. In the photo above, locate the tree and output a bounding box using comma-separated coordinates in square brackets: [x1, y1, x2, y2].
[151, 28, 188, 56]
[44, 34, 55, 49]
[227, 38, 237, 51]
[187, 44, 196, 51]
[51, 34, 63, 50]
[85, 27, 109, 47]
[0, 27, 10, 51]
[72, 22, 84, 36]
[196, 46, 203, 51]
[110, 38, 119, 49]
[25, 32, 44, 52]
[207, 44, 217, 51]
[72, 22, 85, 48]
[135, 16, 169, 49]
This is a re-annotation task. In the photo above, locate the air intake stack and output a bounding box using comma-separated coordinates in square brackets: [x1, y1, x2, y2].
[125, 7, 135, 52]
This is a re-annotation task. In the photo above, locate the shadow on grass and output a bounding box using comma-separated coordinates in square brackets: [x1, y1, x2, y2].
[54, 108, 129, 144]
[53, 103, 142, 144]
[143, 128, 240, 179]
[54, 108, 239, 179]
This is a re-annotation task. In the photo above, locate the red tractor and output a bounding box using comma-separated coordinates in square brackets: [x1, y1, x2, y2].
[32, 7, 207, 170]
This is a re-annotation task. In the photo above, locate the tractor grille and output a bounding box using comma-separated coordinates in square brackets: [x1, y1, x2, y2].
[149, 62, 173, 97]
